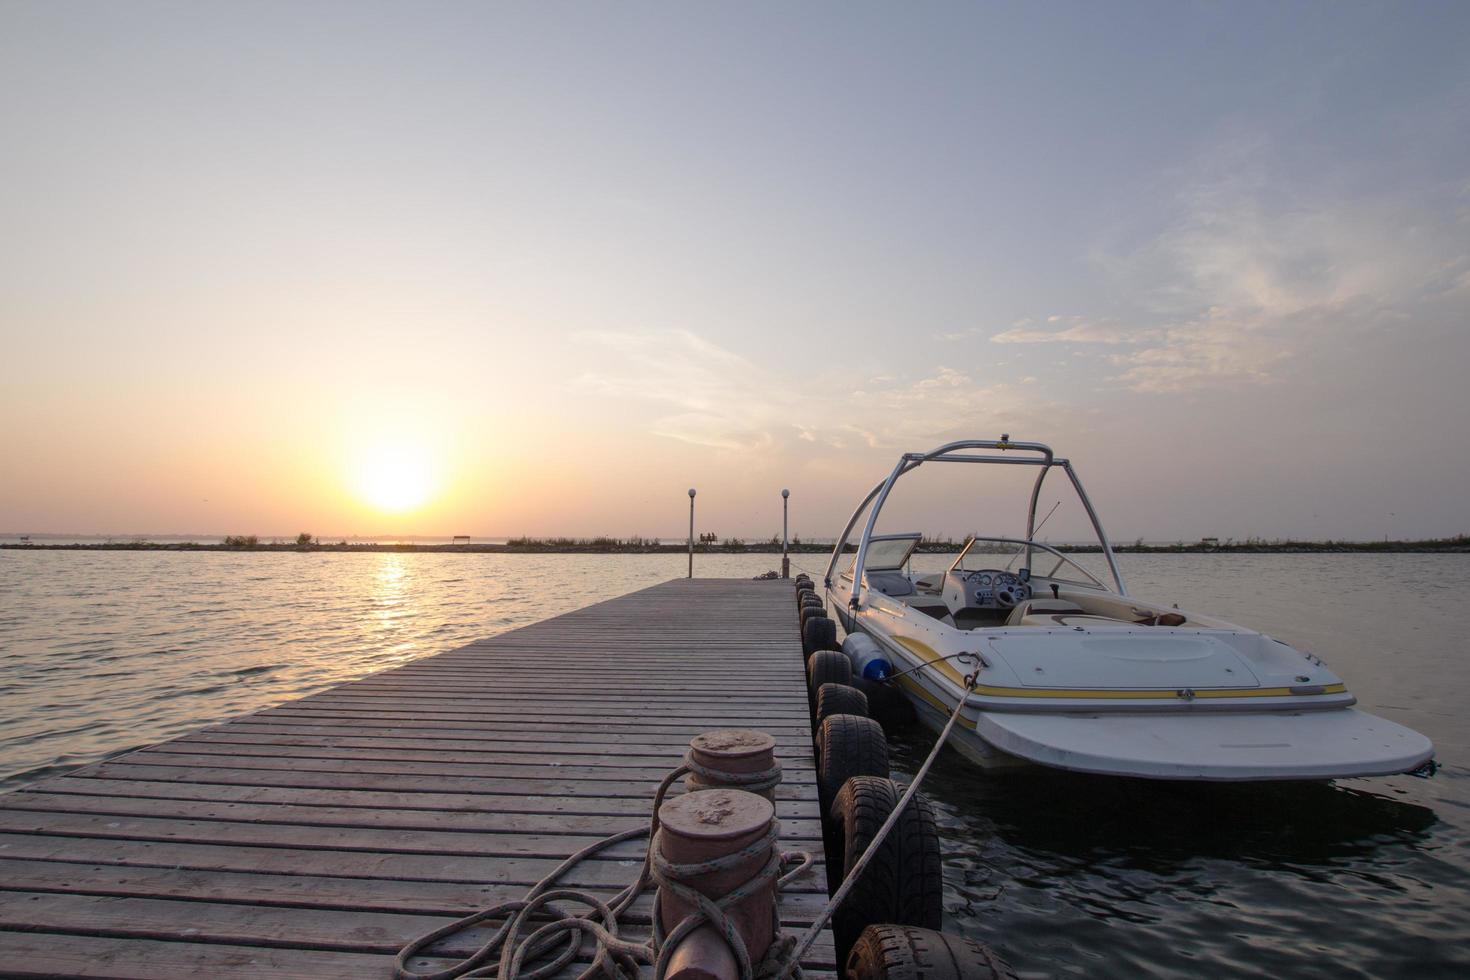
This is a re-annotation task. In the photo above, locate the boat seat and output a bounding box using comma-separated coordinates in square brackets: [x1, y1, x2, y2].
[1005, 598, 1084, 626]
[1019, 613, 1136, 629]
[866, 570, 915, 597]
[1133, 611, 1188, 627]
[954, 608, 1010, 630]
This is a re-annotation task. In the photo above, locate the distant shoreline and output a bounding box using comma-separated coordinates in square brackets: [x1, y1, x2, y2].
[4, 536, 1467, 555]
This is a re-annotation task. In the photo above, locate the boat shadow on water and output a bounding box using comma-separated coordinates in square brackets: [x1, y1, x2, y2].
[886, 729, 1440, 878]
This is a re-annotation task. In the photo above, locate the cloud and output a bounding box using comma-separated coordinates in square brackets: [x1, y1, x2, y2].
[574, 329, 791, 452]
[991, 142, 1470, 394]
[576, 330, 1060, 454]
[991, 315, 1158, 346]
[1104, 307, 1290, 393]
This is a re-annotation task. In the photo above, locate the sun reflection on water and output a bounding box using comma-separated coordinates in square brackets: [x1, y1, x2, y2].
[368, 553, 420, 664]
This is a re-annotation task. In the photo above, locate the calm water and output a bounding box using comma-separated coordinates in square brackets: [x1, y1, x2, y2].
[1, 551, 1466, 977]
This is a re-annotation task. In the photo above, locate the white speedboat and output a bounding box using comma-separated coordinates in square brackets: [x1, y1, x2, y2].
[823, 438, 1435, 781]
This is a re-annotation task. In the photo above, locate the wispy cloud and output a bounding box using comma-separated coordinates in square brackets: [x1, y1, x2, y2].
[989, 142, 1470, 393]
[576, 330, 1059, 453]
[574, 329, 794, 452]
[992, 315, 1158, 346]
[1105, 307, 1291, 393]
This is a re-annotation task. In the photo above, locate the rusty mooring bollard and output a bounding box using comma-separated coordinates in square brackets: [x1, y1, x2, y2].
[658, 789, 777, 980]
[686, 729, 779, 801]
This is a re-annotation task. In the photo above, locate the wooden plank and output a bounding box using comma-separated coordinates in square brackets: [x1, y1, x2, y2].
[65, 762, 819, 801]
[175, 729, 817, 755]
[0, 931, 839, 980]
[0, 811, 821, 859]
[0, 931, 400, 980]
[307, 694, 805, 709]
[0, 833, 828, 892]
[108, 748, 771, 782]
[251, 702, 805, 725]
[363, 677, 805, 690]
[250, 706, 814, 731]
[216, 719, 816, 748]
[62, 764, 821, 815]
[0, 792, 824, 840]
[22, 776, 819, 820]
[0, 892, 840, 966]
[331, 677, 805, 691]
[266, 701, 813, 722]
[0, 858, 832, 922]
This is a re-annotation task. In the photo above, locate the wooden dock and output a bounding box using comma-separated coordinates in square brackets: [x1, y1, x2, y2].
[0, 578, 836, 978]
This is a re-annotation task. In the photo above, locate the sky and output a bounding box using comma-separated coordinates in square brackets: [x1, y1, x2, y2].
[2, 1, 1468, 542]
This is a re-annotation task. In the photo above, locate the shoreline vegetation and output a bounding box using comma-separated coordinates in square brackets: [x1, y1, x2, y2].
[4, 533, 1467, 554]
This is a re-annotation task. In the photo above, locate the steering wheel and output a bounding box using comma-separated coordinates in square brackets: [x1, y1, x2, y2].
[993, 577, 1025, 609]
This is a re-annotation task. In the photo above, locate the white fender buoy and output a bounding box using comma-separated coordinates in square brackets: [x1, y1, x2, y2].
[842, 633, 894, 681]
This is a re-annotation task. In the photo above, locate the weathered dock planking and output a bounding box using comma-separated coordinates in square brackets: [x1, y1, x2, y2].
[0, 578, 837, 978]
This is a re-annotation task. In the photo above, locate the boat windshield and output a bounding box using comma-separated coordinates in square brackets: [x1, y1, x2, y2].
[949, 537, 1108, 591]
[856, 533, 922, 571]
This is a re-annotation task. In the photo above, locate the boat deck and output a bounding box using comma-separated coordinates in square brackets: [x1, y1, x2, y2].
[0, 578, 836, 978]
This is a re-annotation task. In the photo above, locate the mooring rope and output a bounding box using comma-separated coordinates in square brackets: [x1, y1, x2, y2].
[881, 651, 982, 683]
[393, 751, 813, 980]
[651, 820, 790, 979]
[683, 755, 784, 797]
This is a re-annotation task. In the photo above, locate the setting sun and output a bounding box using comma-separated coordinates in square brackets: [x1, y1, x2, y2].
[353, 440, 437, 513]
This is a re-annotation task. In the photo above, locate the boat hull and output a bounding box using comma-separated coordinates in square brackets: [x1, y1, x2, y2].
[975, 706, 1434, 781]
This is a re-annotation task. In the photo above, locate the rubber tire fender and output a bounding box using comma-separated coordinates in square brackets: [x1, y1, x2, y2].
[845, 924, 1018, 980]
[828, 776, 943, 960]
[808, 651, 853, 692]
[816, 682, 869, 727]
[798, 590, 824, 610]
[802, 615, 838, 656]
[798, 602, 828, 630]
[816, 714, 889, 803]
[853, 677, 918, 732]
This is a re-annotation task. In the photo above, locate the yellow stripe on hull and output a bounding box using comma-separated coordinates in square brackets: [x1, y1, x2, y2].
[894, 672, 958, 713]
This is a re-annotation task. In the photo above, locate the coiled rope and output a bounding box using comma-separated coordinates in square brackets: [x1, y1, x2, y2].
[651, 818, 800, 979]
[683, 755, 783, 797]
[393, 751, 812, 980]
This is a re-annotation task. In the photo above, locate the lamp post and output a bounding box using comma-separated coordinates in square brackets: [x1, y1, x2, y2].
[687, 488, 696, 578]
[781, 489, 790, 579]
